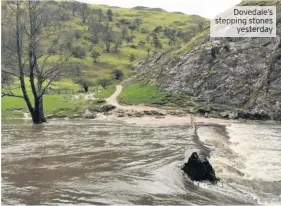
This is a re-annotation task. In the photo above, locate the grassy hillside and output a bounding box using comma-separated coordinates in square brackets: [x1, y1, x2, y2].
[2, 1, 207, 83]
[1, 1, 208, 119]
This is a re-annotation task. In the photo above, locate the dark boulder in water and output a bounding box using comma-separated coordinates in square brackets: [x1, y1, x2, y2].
[182, 152, 219, 184]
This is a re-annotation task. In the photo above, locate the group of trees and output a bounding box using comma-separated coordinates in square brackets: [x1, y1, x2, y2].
[68, 2, 114, 23]
[41, 1, 199, 62]
[75, 68, 124, 92]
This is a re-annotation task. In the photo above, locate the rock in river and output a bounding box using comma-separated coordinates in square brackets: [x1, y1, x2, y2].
[182, 152, 219, 184]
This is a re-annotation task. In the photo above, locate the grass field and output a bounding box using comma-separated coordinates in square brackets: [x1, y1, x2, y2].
[118, 83, 168, 105]
[95, 85, 116, 99]
[1, 79, 116, 119]
[1, 93, 86, 119]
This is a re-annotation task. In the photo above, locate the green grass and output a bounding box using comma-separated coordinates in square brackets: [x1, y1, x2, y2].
[118, 83, 168, 105]
[1, 94, 86, 119]
[1, 78, 86, 119]
[95, 85, 116, 99]
[51, 79, 81, 90]
[118, 82, 199, 110]
[176, 28, 209, 54]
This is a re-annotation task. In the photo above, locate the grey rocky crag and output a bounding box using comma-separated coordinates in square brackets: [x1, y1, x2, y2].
[126, 1, 281, 120]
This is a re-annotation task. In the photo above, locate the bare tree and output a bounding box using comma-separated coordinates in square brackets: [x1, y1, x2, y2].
[121, 26, 128, 39]
[80, 3, 89, 23]
[96, 8, 104, 24]
[76, 78, 93, 92]
[98, 78, 111, 89]
[71, 2, 79, 16]
[102, 24, 115, 53]
[91, 50, 101, 63]
[106, 9, 113, 21]
[128, 24, 137, 37]
[1, 1, 71, 124]
[112, 69, 124, 80]
[113, 34, 123, 53]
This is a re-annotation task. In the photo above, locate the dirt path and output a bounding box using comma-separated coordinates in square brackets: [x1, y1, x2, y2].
[106, 85, 236, 125]
[105, 85, 166, 113]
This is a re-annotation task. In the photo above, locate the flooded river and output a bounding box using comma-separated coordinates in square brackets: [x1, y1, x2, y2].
[1, 119, 281, 205]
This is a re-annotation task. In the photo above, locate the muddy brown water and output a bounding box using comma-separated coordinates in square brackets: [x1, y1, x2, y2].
[1, 119, 281, 205]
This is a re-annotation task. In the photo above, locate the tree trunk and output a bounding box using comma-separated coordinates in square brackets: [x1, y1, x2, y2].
[106, 43, 110, 53]
[32, 97, 42, 124]
[84, 85, 89, 92]
[29, 96, 46, 124]
[39, 97, 47, 122]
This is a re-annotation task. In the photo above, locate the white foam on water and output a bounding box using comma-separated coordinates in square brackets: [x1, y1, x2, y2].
[196, 123, 281, 204]
[227, 123, 281, 182]
[23, 112, 30, 119]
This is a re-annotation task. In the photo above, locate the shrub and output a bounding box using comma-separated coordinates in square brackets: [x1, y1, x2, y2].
[98, 78, 111, 89]
[112, 69, 124, 80]
[91, 50, 101, 63]
[74, 30, 82, 39]
[129, 53, 135, 62]
[72, 46, 86, 59]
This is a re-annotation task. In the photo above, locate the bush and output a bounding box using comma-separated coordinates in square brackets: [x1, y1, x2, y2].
[91, 50, 101, 63]
[112, 69, 124, 80]
[72, 46, 86, 59]
[74, 30, 82, 39]
[75, 78, 94, 92]
[138, 40, 146, 47]
[130, 44, 137, 49]
[98, 78, 111, 89]
[48, 47, 57, 54]
[140, 28, 148, 33]
[84, 36, 99, 44]
[129, 53, 135, 62]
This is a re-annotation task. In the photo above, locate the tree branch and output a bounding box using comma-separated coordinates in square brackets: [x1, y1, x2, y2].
[1, 93, 24, 98]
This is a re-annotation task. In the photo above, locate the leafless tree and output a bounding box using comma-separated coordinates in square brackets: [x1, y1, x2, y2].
[71, 2, 79, 16]
[121, 26, 128, 39]
[106, 9, 113, 21]
[102, 24, 115, 53]
[1, 1, 71, 124]
[98, 78, 111, 89]
[91, 50, 101, 63]
[112, 69, 124, 80]
[80, 3, 89, 23]
[76, 78, 94, 92]
[113, 34, 123, 53]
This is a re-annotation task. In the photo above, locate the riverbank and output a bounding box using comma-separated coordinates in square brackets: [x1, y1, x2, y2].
[4, 84, 279, 126]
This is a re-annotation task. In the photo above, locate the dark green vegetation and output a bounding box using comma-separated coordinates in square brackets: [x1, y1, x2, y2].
[1, 1, 207, 121]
